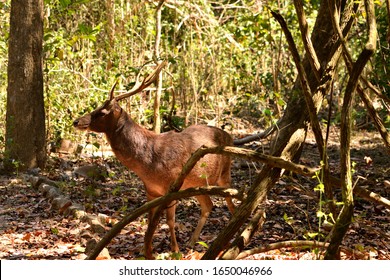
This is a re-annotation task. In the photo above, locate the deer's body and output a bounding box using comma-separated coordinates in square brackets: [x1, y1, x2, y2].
[73, 62, 234, 258]
[107, 111, 232, 197]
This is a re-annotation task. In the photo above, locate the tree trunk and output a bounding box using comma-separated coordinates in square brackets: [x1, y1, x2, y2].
[5, 0, 46, 171]
[202, 0, 356, 259]
[324, 0, 377, 259]
[152, 0, 165, 134]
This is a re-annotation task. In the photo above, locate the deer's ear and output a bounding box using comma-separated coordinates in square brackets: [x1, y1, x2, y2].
[103, 99, 117, 113]
[101, 108, 111, 115]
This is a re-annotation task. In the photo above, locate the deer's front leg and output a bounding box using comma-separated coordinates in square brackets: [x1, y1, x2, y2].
[166, 201, 179, 252]
[144, 207, 159, 259]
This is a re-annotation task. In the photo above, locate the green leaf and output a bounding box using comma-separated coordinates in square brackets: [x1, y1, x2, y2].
[314, 183, 324, 192]
[59, 0, 72, 8]
[263, 108, 272, 116]
[316, 210, 326, 218]
[196, 241, 209, 249]
[306, 232, 318, 239]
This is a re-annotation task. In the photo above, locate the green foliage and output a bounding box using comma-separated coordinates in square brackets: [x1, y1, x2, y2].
[0, 0, 311, 147]
[0, 1, 10, 150]
[1, 0, 389, 149]
[371, 1, 390, 110]
[311, 168, 329, 241]
[50, 227, 59, 235]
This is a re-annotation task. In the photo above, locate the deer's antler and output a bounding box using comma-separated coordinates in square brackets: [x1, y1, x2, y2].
[114, 60, 167, 101]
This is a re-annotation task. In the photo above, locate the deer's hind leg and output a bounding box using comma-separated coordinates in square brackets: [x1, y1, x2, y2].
[217, 162, 235, 214]
[188, 195, 213, 247]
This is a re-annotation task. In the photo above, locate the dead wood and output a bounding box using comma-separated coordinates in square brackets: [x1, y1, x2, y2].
[233, 125, 275, 145]
[237, 240, 329, 259]
[325, 0, 377, 260]
[201, 0, 360, 260]
[28, 176, 111, 238]
[86, 186, 242, 260]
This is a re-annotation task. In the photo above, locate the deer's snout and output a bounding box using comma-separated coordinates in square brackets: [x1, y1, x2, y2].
[73, 116, 90, 130]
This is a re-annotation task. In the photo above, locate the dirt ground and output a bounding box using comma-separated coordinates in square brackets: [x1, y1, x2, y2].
[0, 125, 389, 260]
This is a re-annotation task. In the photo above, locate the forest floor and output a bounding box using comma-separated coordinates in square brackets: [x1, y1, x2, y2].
[0, 120, 389, 260]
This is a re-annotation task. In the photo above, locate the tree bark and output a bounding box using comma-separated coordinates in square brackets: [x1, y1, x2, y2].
[84, 144, 389, 259]
[86, 186, 241, 260]
[5, 0, 46, 171]
[152, 0, 165, 134]
[324, 0, 377, 259]
[202, 0, 357, 260]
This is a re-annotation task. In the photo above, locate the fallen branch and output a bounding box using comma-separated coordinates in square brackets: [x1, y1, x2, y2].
[198, 145, 320, 177]
[88, 144, 389, 259]
[86, 186, 242, 260]
[28, 176, 110, 234]
[233, 125, 276, 145]
[353, 184, 390, 209]
[236, 240, 329, 259]
[142, 144, 319, 259]
[236, 240, 367, 260]
[221, 207, 266, 260]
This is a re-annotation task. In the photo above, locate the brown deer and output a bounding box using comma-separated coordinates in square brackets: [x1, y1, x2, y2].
[73, 61, 234, 258]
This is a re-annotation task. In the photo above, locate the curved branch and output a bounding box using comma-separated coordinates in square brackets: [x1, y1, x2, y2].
[86, 186, 241, 260]
[237, 240, 329, 259]
[325, 0, 377, 260]
[86, 140, 389, 259]
[193, 145, 320, 177]
[233, 125, 276, 145]
[293, 0, 321, 80]
[142, 144, 320, 259]
[270, 9, 325, 158]
[236, 240, 367, 260]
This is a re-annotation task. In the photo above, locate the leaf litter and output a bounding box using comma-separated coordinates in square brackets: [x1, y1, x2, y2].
[0, 128, 389, 260]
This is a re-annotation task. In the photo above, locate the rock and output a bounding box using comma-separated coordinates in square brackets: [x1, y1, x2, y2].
[74, 164, 108, 182]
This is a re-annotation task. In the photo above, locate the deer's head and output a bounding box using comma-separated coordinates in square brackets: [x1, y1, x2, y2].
[73, 83, 121, 133]
[73, 61, 167, 133]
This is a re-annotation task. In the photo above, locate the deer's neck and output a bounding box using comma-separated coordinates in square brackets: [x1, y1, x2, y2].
[105, 110, 156, 173]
